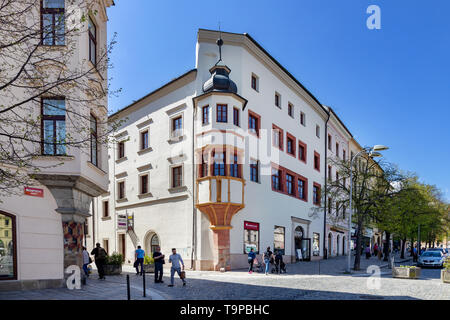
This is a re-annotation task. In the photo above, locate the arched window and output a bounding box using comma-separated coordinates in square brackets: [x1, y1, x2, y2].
[0, 211, 16, 280]
[150, 234, 160, 254]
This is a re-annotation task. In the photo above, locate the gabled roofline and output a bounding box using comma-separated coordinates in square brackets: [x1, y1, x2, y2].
[198, 28, 329, 119]
[109, 69, 197, 119]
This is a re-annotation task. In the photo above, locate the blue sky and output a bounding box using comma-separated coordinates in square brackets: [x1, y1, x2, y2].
[106, 0, 450, 202]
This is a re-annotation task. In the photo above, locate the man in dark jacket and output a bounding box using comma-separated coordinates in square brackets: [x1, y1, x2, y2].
[91, 243, 107, 280]
[152, 246, 165, 283]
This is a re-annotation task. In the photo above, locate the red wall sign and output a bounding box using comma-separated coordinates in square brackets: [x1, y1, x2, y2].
[244, 221, 259, 231]
[24, 187, 44, 198]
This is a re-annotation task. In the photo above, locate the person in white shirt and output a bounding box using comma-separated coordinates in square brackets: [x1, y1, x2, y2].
[168, 248, 186, 287]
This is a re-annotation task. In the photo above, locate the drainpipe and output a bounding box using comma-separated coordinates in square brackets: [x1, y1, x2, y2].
[323, 109, 330, 259]
[191, 97, 197, 270]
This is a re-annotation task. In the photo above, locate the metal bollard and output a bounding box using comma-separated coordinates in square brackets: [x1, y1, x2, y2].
[143, 270, 146, 297]
[126, 274, 130, 300]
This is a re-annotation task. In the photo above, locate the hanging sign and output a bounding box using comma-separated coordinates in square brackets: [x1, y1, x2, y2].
[117, 214, 127, 230]
[127, 213, 134, 231]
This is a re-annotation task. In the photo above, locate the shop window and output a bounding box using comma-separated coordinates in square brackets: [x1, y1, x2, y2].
[0, 212, 16, 280]
[244, 221, 259, 254]
[274, 226, 285, 255]
[313, 233, 320, 256]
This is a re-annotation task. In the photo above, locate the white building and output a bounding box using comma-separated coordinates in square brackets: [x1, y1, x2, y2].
[89, 29, 331, 271]
[0, 0, 114, 290]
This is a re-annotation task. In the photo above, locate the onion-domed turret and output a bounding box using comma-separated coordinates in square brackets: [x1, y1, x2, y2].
[202, 37, 237, 94]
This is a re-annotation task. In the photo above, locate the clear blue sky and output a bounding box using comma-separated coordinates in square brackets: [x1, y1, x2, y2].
[107, 0, 450, 202]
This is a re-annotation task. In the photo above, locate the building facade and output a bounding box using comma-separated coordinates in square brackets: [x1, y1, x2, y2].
[89, 29, 330, 270]
[0, 0, 114, 290]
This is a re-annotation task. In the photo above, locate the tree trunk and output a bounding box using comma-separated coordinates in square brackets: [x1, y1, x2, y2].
[383, 231, 390, 261]
[400, 237, 406, 259]
[353, 221, 363, 271]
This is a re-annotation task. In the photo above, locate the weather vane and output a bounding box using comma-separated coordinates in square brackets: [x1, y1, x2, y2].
[216, 21, 223, 65]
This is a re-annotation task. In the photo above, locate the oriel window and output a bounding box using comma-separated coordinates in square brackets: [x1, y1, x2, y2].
[216, 105, 227, 123]
[213, 151, 226, 176]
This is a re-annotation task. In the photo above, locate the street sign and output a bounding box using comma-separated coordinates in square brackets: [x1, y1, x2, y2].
[117, 214, 127, 230]
[24, 186, 44, 197]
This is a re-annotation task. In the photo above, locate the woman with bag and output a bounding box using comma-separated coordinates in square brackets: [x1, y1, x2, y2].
[82, 247, 92, 277]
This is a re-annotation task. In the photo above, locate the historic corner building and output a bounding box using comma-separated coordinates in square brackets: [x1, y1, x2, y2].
[0, 0, 115, 290]
[89, 29, 373, 271]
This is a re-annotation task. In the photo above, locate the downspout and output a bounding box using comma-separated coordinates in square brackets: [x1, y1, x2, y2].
[323, 109, 330, 259]
[191, 97, 197, 270]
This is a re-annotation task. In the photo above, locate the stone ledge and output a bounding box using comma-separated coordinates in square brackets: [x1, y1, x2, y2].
[0, 279, 65, 292]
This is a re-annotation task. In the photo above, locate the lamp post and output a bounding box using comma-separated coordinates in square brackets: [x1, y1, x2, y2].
[347, 145, 388, 273]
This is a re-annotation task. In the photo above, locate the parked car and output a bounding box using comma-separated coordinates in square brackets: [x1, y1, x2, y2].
[418, 251, 445, 268]
[426, 248, 447, 257]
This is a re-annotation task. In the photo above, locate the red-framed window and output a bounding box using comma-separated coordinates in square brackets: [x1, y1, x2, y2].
[271, 167, 282, 191]
[216, 104, 228, 123]
[286, 173, 294, 195]
[272, 124, 283, 150]
[202, 105, 209, 124]
[298, 140, 307, 163]
[286, 132, 296, 157]
[314, 151, 320, 172]
[313, 183, 321, 205]
[248, 109, 261, 137]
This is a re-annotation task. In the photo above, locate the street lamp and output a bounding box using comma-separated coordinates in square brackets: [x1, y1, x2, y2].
[347, 145, 389, 273]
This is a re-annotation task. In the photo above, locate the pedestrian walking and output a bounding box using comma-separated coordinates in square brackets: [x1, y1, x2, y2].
[373, 243, 378, 257]
[365, 245, 371, 259]
[262, 247, 273, 275]
[413, 246, 418, 262]
[91, 243, 107, 280]
[153, 246, 165, 283]
[247, 248, 256, 274]
[274, 250, 283, 274]
[134, 245, 145, 276]
[82, 246, 91, 278]
[168, 248, 186, 287]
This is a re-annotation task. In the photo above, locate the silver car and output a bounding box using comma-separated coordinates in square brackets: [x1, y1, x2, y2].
[426, 248, 447, 257]
[418, 251, 444, 268]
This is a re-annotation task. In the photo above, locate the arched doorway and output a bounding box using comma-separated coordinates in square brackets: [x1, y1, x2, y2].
[144, 231, 160, 256]
[0, 210, 16, 280]
[336, 235, 340, 256]
[328, 233, 332, 257]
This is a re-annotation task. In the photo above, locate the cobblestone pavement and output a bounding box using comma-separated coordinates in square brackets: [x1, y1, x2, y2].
[0, 253, 448, 300]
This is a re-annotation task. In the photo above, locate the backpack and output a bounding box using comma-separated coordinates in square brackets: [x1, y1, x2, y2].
[98, 248, 107, 259]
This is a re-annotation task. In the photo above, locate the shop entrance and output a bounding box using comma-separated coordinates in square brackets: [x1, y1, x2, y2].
[118, 234, 126, 262]
[294, 226, 311, 261]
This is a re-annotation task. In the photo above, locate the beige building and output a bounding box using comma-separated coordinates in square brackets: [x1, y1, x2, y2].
[0, 0, 114, 290]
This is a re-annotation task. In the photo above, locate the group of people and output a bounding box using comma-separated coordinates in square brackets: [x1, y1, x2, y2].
[135, 246, 186, 287]
[81, 243, 187, 287]
[364, 243, 385, 260]
[247, 247, 286, 275]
